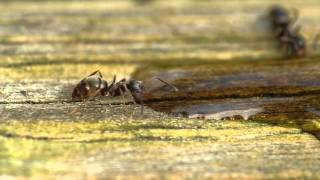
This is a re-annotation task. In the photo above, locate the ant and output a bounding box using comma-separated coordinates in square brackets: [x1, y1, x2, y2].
[72, 70, 178, 114]
[269, 5, 307, 57]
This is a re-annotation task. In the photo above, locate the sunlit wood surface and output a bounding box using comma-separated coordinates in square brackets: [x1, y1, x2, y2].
[0, 0, 319, 179]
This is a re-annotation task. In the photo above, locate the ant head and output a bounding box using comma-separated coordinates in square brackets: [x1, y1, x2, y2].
[294, 35, 307, 56]
[270, 5, 286, 16]
[72, 80, 89, 100]
[270, 5, 289, 23]
[269, 5, 299, 33]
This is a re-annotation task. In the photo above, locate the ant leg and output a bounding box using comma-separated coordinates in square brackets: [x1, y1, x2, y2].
[89, 78, 107, 99]
[122, 84, 137, 105]
[111, 75, 116, 84]
[88, 70, 103, 78]
[280, 35, 291, 43]
[122, 83, 144, 114]
[123, 84, 144, 115]
[107, 75, 117, 93]
[279, 38, 292, 57]
[313, 33, 320, 50]
[140, 100, 144, 115]
[155, 78, 179, 91]
[100, 80, 109, 96]
[293, 25, 301, 34]
[118, 88, 126, 105]
[274, 27, 283, 38]
[290, 8, 299, 27]
[90, 90, 101, 101]
[287, 47, 292, 57]
[118, 87, 129, 113]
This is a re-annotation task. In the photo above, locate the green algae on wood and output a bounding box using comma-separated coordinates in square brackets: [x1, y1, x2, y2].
[1, 118, 319, 179]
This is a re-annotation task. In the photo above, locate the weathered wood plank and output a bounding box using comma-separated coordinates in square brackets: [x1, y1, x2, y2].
[0, 0, 320, 179]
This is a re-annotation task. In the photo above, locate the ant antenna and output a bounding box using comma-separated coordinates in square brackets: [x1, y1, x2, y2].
[313, 32, 320, 50]
[155, 78, 179, 92]
[290, 8, 299, 26]
[108, 75, 117, 90]
[140, 102, 144, 115]
[112, 75, 116, 84]
[89, 70, 103, 78]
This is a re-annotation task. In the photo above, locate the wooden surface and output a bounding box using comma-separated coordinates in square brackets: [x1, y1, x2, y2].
[0, 0, 320, 179]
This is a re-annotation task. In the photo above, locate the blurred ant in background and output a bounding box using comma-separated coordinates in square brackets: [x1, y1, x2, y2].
[72, 70, 178, 114]
[269, 5, 307, 57]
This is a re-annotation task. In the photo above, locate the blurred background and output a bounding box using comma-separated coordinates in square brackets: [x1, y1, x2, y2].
[0, 0, 319, 82]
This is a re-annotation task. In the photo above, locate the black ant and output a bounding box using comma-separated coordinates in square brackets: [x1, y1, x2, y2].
[269, 5, 307, 57]
[72, 70, 178, 114]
